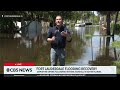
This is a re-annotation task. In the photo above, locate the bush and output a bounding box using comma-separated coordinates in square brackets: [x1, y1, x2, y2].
[112, 41, 120, 48]
[111, 23, 120, 35]
[113, 61, 120, 74]
[111, 23, 120, 30]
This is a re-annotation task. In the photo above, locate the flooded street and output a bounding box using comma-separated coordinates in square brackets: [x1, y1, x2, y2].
[0, 25, 119, 73]
[66, 25, 119, 66]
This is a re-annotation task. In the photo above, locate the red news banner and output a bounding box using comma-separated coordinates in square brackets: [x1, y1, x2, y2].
[4, 62, 35, 66]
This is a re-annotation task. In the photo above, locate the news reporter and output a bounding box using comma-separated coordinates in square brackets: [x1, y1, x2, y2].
[47, 15, 72, 66]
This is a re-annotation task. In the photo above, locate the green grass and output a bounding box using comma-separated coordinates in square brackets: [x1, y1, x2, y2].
[112, 60, 120, 74]
[85, 34, 92, 38]
[112, 41, 120, 48]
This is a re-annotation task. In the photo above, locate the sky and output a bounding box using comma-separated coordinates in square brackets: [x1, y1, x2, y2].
[94, 11, 98, 16]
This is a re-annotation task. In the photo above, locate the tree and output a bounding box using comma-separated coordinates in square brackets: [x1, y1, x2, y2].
[97, 11, 116, 35]
[112, 11, 119, 36]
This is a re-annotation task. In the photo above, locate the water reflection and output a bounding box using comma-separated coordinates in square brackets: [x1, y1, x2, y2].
[75, 27, 85, 39]
[0, 36, 50, 73]
[67, 25, 119, 66]
[89, 36, 116, 66]
[20, 37, 32, 48]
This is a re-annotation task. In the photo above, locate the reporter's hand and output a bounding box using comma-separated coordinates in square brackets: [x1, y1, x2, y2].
[61, 31, 67, 37]
[51, 36, 56, 42]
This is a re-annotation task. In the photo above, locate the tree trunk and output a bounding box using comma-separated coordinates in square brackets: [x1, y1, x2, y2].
[112, 37, 117, 60]
[106, 37, 111, 56]
[106, 13, 111, 35]
[74, 19, 77, 26]
[112, 11, 119, 36]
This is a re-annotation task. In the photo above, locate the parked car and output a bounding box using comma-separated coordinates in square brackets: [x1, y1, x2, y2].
[85, 22, 92, 25]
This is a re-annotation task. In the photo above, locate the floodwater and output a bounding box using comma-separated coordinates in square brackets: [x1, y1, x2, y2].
[0, 25, 120, 73]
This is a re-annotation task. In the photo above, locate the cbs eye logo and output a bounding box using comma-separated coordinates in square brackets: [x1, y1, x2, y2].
[6, 68, 18, 72]
[6, 68, 9, 72]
